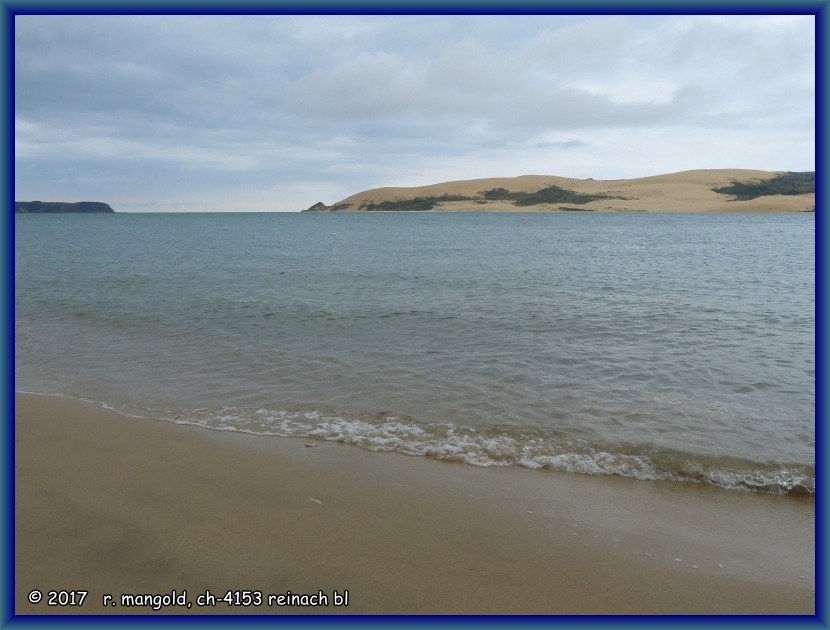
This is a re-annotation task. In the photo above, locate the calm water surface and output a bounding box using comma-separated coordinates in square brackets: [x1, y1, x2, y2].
[15, 212, 815, 495]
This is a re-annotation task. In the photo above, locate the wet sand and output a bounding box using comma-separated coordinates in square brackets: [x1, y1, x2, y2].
[14, 392, 814, 615]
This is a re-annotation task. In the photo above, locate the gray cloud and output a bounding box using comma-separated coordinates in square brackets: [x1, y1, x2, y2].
[14, 14, 815, 211]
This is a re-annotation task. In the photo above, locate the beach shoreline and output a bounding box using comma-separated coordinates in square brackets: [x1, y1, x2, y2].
[14, 392, 814, 615]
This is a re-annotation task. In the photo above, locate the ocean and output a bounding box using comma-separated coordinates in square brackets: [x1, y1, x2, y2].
[14, 211, 815, 496]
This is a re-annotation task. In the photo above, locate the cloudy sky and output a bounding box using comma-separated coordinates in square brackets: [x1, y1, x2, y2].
[15, 14, 815, 212]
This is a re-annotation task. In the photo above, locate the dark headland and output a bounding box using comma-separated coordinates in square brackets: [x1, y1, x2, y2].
[15, 201, 115, 214]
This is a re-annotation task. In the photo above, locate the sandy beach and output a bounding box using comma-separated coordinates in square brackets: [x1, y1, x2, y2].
[15, 392, 814, 615]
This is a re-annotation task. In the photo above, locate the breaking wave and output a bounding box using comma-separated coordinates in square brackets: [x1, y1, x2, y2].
[160, 404, 814, 497]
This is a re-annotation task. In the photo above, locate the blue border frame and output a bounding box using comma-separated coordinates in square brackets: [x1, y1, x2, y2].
[4, 1, 825, 628]
[0, 0, 826, 13]
[2, 0, 10, 626]
[820, 1, 827, 625]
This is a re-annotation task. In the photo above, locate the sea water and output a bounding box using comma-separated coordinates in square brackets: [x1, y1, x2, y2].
[14, 211, 815, 495]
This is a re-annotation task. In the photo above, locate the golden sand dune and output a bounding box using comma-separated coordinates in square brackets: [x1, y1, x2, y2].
[306, 169, 814, 213]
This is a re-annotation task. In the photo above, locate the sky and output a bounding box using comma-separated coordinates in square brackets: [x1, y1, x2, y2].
[14, 14, 815, 212]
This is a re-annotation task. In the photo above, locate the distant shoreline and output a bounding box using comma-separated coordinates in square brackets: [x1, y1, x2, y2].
[304, 169, 815, 213]
[15, 201, 115, 214]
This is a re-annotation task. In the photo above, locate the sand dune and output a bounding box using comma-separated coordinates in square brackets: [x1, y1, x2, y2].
[308, 169, 814, 213]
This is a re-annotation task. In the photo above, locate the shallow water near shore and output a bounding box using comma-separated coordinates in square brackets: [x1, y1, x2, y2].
[14, 211, 815, 495]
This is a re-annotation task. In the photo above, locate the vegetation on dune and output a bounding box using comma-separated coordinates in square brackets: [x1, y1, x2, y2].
[482, 185, 617, 206]
[712, 172, 815, 201]
[361, 194, 471, 211]
[358, 184, 620, 211]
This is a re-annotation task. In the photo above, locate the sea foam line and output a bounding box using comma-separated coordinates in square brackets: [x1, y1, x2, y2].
[164, 405, 814, 496]
[17, 391, 811, 496]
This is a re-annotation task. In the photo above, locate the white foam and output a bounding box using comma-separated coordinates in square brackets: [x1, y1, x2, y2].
[159, 405, 814, 496]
